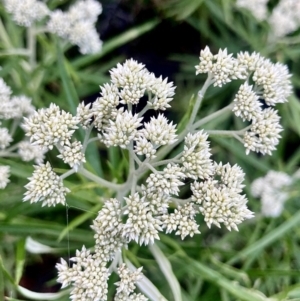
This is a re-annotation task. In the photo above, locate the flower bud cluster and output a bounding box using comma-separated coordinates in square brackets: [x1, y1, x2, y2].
[3, 0, 49, 27]
[47, 0, 102, 54]
[0, 77, 46, 189]
[3, 0, 103, 54]
[196, 47, 292, 155]
[236, 0, 268, 21]
[251, 170, 295, 217]
[24, 162, 70, 207]
[191, 162, 254, 231]
[236, 0, 300, 39]
[56, 246, 110, 301]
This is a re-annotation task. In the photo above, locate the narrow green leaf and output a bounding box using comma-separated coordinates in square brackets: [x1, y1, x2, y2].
[125, 259, 168, 301]
[185, 258, 272, 301]
[56, 41, 78, 115]
[177, 94, 196, 134]
[227, 210, 300, 265]
[15, 239, 25, 284]
[17, 286, 68, 300]
[149, 244, 182, 301]
[0, 255, 16, 286]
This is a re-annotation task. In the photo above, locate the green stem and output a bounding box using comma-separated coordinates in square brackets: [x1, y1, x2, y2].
[151, 157, 182, 167]
[27, 27, 36, 68]
[191, 103, 234, 131]
[82, 126, 94, 152]
[10, 118, 21, 137]
[188, 73, 213, 128]
[79, 167, 123, 190]
[0, 152, 19, 158]
[205, 128, 248, 137]
[60, 169, 76, 180]
[138, 104, 150, 118]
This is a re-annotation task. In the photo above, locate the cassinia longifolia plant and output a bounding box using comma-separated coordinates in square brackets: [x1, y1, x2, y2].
[18, 47, 292, 300]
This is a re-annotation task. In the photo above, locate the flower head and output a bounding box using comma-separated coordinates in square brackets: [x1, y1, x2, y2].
[24, 162, 69, 206]
[103, 109, 143, 148]
[122, 193, 162, 245]
[23, 103, 79, 150]
[139, 114, 177, 146]
[181, 130, 213, 179]
[251, 170, 293, 217]
[91, 198, 126, 262]
[18, 141, 46, 164]
[191, 162, 253, 231]
[4, 0, 49, 27]
[56, 246, 110, 301]
[57, 140, 86, 171]
[0, 166, 10, 189]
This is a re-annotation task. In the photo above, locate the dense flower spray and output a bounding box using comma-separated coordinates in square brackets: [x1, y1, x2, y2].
[3, 0, 102, 54]
[236, 0, 300, 39]
[21, 48, 292, 300]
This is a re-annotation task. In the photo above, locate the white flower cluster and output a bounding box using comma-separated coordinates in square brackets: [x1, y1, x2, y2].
[191, 162, 254, 231]
[195, 47, 247, 87]
[269, 0, 300, 38]
[92, 59, 176, 156]
[3, 0, 49, 27]
[17, 141, 46, 164]
[22, 104, 86, 203]
[57, 141, 86, 172]
[56, 246, 110, 301]
[0, 78, 35, 120]
[196, 48, 292, 155]
[251, 170, 294, 217]
[24, 162, 70, 207]
[0, 166, 10, 189]
[3, 0, 102, 54]
[23, 103, 80, 150]
[0, 78, 45, 189]
[47, 0, 103, 54]
[236, 0, 300, 39]
[57, 213, 148, 300]
[181, 131, 213, 179]
[20, 56, 277, 299]
[236, 0, 269, 21]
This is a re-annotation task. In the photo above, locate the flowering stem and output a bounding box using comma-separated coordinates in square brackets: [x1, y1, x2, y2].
[188, 73, 213, 128]
[79, 167, 123, 190]
[151, 157, 182, 167]
[0, 152, 19, 158]
[0, 143, 19, 153]
[87, 136, 101, 145]
[191, 103, 234, 131]
[153, 75, 214, 162]
[10, 118, 21, 137]
[205, 128, 248, 137]
[27, 26, 36, 68]
[138, 104, 150, 117]
[60, 169, 76, 180]
[82, 126, 94, 152]
[128, 147, 142, 167]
